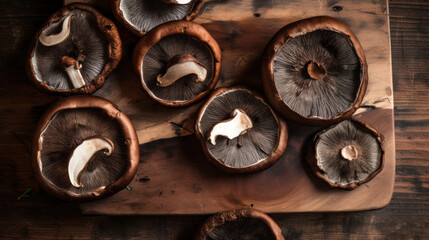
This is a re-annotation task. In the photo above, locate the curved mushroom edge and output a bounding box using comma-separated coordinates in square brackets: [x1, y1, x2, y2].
[261, 16, 368, 127]
[132, 20, 222, 107]
[195, 208, 285, 240]
[111, 0, 205, 37]
[306, 118, 385, 190]
[195, 86, 288, 174]
[31, 95, 139, 201]
[26, 3, 122, 96]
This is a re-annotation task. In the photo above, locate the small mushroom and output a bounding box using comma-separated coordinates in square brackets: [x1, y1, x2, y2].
[32, 96, 139, 201]
[27, 4, 122, 95]
[133, 20, 221, 107]
[68, 136, 114, 188]
[262, 16, 368, 126]
[156, 54, 207, 87]
[307, 119, 384, 190]
[195, 87, 288, 173]
[195, 209, 285, 240]
[208, 109, 253, 145]
[112, 0, 204, 36]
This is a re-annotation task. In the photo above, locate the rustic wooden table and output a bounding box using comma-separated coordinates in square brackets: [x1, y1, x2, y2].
[0, 0, 428, 239]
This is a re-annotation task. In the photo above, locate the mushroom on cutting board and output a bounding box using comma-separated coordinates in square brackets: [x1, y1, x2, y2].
[112, 0, 204, 36]
[27, 3, 122, 95]
[32, 96, 139, 201]
[262, 16, 368, 126]
[195, 87, 288, 174]
[306, 119, 384, 190]
[133, 20, 221, 107]
[195, 209, 285, 240]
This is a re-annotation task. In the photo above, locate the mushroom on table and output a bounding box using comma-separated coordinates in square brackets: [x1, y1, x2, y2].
[262, 16, 368, 126]
[27, 3, 122, 95]
[195, 87, 288, 174]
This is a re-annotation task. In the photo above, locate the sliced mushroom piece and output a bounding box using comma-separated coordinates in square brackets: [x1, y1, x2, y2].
[262, 16, 368, 126]
[208, 109, 253, 145]
[133, 20, 221, 107]
[112, 0, 204, 36]
[27, 4, 122, 95]
[195, 87, 288, 173]
[307, 119, 384, 190]
[156, 54, 207, 87]
[195, 209, 285, 240]
[32, 96, 139, 201]
[68, 136, 114, 188]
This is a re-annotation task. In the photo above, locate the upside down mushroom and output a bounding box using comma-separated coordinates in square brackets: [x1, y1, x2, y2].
[262, 16, 368, 126]
[307, 119, 384, 190]
[195, 209, 285, 240]
[195, 87, 288, 173]
[112, 0, 204, 36]
[27, 4, 122, 95]
[32, 96, 139, 201]
[133, 20, 221, 107]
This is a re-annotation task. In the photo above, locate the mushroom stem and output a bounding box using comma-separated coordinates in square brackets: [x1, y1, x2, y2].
[341, 145, 359, 161]
[39, 15, 72, 46]
[68, 136, 114, 188]
[306, 60, 326, 80]
[61, 56, 86, 89]
[208, 109, 253, 145]
[157, 54, 207, 87]
[160, 0, 192, 4]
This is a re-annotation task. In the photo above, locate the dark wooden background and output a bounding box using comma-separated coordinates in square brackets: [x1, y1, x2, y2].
[0, 0, 428, 239]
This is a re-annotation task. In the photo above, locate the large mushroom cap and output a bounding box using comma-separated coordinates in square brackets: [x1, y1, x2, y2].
[262, 16, 368, 126]
[32, 96, 139, 201]
[195, 87, 288, 173]
[112, 0, 204, 36]
[195, 209, 284, 240]
[133, 20, 221, 107]
[27, 4, 122, 95]
[307, 119, 384, 190]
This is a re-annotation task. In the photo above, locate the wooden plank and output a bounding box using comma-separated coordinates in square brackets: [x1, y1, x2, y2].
[78, 0, 396, 214]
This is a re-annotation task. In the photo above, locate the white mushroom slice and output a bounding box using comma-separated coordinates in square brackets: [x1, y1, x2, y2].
[39, 15, 72, 47]
[157, 54, 207, 87]
[68, 136, 114, 188]
[208, 109, 253, 145]
[61, 56, 86, 88]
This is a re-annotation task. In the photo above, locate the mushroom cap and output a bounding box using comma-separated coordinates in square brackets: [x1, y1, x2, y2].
[112, 0, 204, 37]
[195, 208, 285, 240]
[32, 96, 139, 201]
[195, 87, 288, 174]
[133, 20, 221, 107]
[306, 119, 384, 190]
[26, 3, 122, 95]
[262, 16, 368, 126]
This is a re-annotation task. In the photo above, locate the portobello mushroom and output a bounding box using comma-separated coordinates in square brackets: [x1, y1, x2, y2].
[27, 4, 122, 95]
[262, 16, 368, 126]
[195, 87, 288, 173]
[133, 20, 221, 107]
[32, 96, 139, 201]
[195, 209, 285, 240]
[307, 119, 384, 190]
[112, 0, 204, 36]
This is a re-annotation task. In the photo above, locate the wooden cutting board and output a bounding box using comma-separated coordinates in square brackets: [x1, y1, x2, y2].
[70, 0, 395, 215]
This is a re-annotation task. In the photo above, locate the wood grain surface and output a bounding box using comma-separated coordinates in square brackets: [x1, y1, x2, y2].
[75, 0, 395, 214]
[0, 0, 428, 239]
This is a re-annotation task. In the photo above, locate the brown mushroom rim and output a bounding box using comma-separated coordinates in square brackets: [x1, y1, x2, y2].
[310, 118, 385, 190]
[32, 96, 139, 200]
[195, 87, 287, 169]
[262, 16, 368, 123]
[195, 208, 285, 240]
[112, 0, 205, 37]
[133, 20, 221, 107]
[27, 3, 122, 95]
